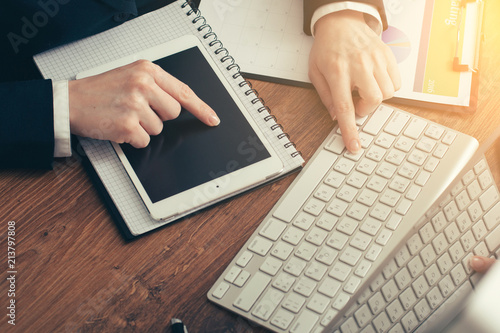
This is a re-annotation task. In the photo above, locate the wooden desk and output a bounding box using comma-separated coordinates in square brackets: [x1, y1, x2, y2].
[1, 4, 500, 332]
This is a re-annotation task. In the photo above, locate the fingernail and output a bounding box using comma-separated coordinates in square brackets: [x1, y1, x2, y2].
[210, 114, 220, 126]
[349, 139, 361, 153]
[470, 256, 485, 271]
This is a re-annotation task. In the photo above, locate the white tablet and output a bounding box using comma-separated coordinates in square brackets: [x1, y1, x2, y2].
[77, 35, 284, 221]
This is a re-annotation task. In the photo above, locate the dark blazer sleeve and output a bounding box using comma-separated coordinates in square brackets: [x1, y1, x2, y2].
[303, 0, 387, 35]
[0, 80, 55, 169]
[0, 1, 141, 169]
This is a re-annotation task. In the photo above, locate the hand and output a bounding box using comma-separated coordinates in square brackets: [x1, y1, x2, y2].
[470, 255, 497, 273]
[309, 10, 401, 153]
[68, 60, 220, 148]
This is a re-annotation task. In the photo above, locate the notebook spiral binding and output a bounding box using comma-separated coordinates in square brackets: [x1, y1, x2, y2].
[181, 1, 301, 158]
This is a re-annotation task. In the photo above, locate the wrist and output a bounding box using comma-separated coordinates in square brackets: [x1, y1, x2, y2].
[314, 10, 365, 36]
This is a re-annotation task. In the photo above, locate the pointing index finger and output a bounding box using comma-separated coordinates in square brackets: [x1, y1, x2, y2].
[325, 74, 361, 153]
[154, 66, 220, 126]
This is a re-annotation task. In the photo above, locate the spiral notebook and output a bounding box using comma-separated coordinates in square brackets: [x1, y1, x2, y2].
[33, 0, 304, 239]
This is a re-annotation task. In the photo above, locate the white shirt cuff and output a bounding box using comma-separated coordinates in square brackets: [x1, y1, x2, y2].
[311, 2, 383, 36]
[52, 80, 72, 157]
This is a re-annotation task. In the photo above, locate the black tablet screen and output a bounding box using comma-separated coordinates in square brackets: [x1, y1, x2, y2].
[120, 46, 271, 203]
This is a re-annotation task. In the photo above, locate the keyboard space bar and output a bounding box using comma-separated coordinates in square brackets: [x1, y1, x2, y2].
[273, 149, 338, 222]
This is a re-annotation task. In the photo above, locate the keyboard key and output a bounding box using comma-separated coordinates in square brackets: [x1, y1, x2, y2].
[436, 253, 453, 275]
[316, 212, 339, 231]
[438, 275, 454, 297]
[404, 118, 427, 139]
[360, 217, 382, 236]
[289, 310, 319, 333]
[332, 292, 351, 310]
[330, 261, 352, 282]
[365, 244, 382, 261]
[233, 272, 271, 311]
[433, 143, 448, 158]
[304, 198, 326, 216]
[366, 145, 386, 162]
[408, 256, 425, 278]
[483, 201, 500, 230]
[424, 264, 440, 285]
[259, 218, 287, 241]
[416, 136, 436, 153]
[271, 241, 293, 261]
[368, 291, 386, 315]
[485, 223, 500, 252]
[351, 232, 372, 251]
[335, 157, 356, 175]
[248, 236, 273, 256]
[408, 149, 427, 166]
[284, 257, 307, 277]
[363, 104, 393, 135]
[260, 257, 282, 276]
[340, 246, 363, 266]
[433, 232, 449, 255]
[212, 281, 230, 299]
[272, 272, 296, 292]
[327, 198, 349, 216]
[412, 275, 429, 298]
[295, 242, 317, 261]
[450, 264, 467, 286]
[384, 111, 410, 136]
[355, 259, 372, 278]
[327, 232, 349, 250]
[321, 308, 339, 326]
[479, 186, 500, 211]
[375, 133, 396, 149]
[395, 136, 414, 152]
[282, 227, 305, 246]
[234, 270, 251, 287]
[314, 184, 336, 202]
[294, 277, 317, 297]
[224, 266, 242, 283]
[472, 220, 487, 241]
[236, 250, 253, 267]
[336, 184, 358, 203]
[381, 280, 398, 303]
[356, 158, 378, 175]
[307, 293, 331, 314]
[414, 298, 431, 321]
[270, 308, 294, 330]
[373, 311, 392, 333]
[293, 212, 316, 231]
[370, 203, 392, 221]
[252, 288, 284, 320]
[306, 227, 328, 246]
[455, 211, 472, 232]
[325, 134, 346, 155]
[282, 292, 306, 313]
[354, 304, 373, 328]
[337, 217, 359, 236]
[442, 131, 457, 145]
[425, 124, 445, 140]
[399, 287, 417, 310]
[325, 171, 345, 188]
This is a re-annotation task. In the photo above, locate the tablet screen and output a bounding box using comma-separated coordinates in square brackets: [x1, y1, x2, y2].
[120, 46, 272, 203]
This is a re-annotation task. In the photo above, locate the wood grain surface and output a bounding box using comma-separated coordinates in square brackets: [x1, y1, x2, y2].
[1, 2, 499, 332]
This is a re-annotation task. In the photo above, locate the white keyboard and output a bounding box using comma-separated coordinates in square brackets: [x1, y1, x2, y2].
[208, 104, 480, 332]
[336, 154, 500, 333]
